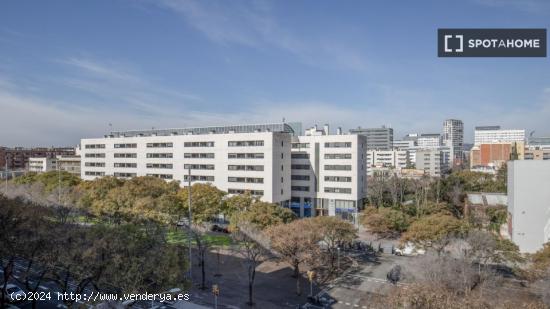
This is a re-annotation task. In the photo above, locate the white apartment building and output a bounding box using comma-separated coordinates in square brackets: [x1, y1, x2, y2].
[474, 128, 525, 145]
[417, 134, 442, 149]
[392, 140, 415, 150]
[28, 157, 57, 173]
[443, 119, 464, 161]
[366, 150, 409, 176]
[508, 160, 550, 253]
[81, 124, 292, 205]
[57, 155, 81, 176]
[290, 132, 367, 222]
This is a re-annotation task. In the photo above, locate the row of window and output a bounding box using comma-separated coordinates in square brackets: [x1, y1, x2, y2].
[291, 153, 309, 159]
[228, 165, 264, 171]
[147, 173, 174, 180]
[324, 176, 352, 182]
[228, 177, 264, 183]
[114, 172, 136, 178]
[227, 189, 264, 196]
[85, 152, 264, 159]
[86, 139, 273, 150]
[228, 140, 264, 147]
[184, 175, 214, 182]
[324, 153, 352, 159]
[324, 187, 352, 194]
[291, 175, 310, 181]
[325, 142, 352, 148]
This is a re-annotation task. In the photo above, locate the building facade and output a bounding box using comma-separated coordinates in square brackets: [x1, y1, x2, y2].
[508, 160, 550, 253]
[56, 155, 81, 175]
[28, 157, 57, 173]
[474, 128, 525, 145]
[417, 134, 442, 149]
[290, 133, 367, 221]
[443, 119, 464, 162]
[349, 126, 393, 150]
[414, 147, 451, 177]
[81, 124, 294, 205]
[0, 147, 75, 171]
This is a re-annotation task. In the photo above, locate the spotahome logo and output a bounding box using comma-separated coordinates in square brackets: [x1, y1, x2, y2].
[438, 29, 546, 57]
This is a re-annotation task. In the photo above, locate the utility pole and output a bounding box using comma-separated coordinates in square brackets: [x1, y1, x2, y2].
[188, 167, 193, 282]
[58, 161, 61, 205]
[4, 160, 7, 196]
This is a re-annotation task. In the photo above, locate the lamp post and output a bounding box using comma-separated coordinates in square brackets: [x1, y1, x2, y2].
[188, 167, 193, 282]
[307, 270, 315, 297]
[337, 247, 341, 270]
[212, 284, 219, 309]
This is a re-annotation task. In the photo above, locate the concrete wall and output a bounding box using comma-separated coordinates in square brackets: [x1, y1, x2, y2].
[508, 160, 550, 253]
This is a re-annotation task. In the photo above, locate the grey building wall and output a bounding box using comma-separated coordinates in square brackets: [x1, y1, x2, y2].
[508, 160, 550, 253]
[349, 126, 393, 150]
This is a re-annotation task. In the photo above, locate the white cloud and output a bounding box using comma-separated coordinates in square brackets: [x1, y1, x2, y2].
[153, 0, 368, 71]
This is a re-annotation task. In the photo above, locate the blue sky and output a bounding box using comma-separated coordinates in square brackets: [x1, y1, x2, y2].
[1, 0, 549, 147]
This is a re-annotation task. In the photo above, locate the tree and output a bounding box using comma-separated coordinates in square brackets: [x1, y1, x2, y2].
[311, 216, 357, 270]
[177, 183, 226, 224]
[231, 224, 268, 306]
[266, 219, 321, 295]
[530, 243, 550, 279]
[361, 207, 410, 237]
[402, 213, 468, 255]
[229, 200, 295, 231]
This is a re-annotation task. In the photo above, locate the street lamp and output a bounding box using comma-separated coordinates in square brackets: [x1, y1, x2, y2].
[212, 284, 219, 309]
[337, 247, 341, 270]
[307, 270, 315, 297]
[187, 167, 193, 282]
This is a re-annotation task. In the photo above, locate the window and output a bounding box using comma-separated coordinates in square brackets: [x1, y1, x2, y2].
[85, 153, 105, 158]
[228, 165, 264, 171]
[228, 153, 264, 159]
[184, 164, 215, 170]
[146, 142, 173, 148]
[146, 163, 173, 169]
[85, 171, 105, 176]
[147, 153, 173, 158]
[228, 189, 264, 196]
[84, 144, 105, 149]
[324, 187, 352, 194]
[291, 153, 309, 159]
[114, 153, 137, 158]
[324, 176, 352, 182]
[292, 175, 310, 181]
[325, 165, 352, 171]
[292, 143, 310, 149]
[292, 186, 309, 192]
[184, 175, 214, 181]
[324, 142, 351, 148]
[114, 172, 136, 178]
[147, 173, 174, 180]
[114, 143, 137, 148]
[184, 141, 214, 147]
[85, 162, 105, 167]
[324, 153, 352, 159]
[114, 163, 137, 168]
[228, 140, 264, 147]
[184, 153, 214, 158]
[291, 164, 309, 170]
[228, 177, 264, 183]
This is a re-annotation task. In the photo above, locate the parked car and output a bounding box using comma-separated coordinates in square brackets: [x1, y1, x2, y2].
[210, 224, 230, 233]
[5, 284, 25, 303]
[394, 242, 426, 256]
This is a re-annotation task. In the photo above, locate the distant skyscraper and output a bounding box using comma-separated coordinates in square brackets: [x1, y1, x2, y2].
[443, 119, 464, 161]
[349, 126, 393, 150]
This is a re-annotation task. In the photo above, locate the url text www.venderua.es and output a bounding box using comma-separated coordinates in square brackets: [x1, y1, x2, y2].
[10, 291, 191, 303]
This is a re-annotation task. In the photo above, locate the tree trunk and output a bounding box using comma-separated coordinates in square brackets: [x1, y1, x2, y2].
[294, 264, 301, 295]
[201, 251, 206, 289]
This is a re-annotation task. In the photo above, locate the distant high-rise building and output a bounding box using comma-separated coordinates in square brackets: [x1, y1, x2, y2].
[417, 133, 441, 148]
[349, 126, 393, 150]
[443, 119, 464, 161]
[474, 127, 525, 145]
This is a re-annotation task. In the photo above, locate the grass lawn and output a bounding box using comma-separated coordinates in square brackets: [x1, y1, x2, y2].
[167, 229, 233, 246]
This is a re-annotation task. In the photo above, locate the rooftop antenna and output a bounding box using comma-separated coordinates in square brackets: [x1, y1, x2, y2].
[282, 117, 286, 123]
[529, 130, 535, 138]
[108, 123, 112, 133]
